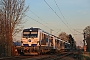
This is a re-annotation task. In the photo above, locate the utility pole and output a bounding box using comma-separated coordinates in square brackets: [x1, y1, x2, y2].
[83, 32, 86, 52]
[83, 32, 86, 46]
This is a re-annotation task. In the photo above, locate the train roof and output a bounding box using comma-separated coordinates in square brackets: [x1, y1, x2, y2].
[23, 27, 59, 37]
[23, 27, 40, 32]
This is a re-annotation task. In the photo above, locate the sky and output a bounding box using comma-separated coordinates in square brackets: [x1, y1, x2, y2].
[22, 0, 90, 46]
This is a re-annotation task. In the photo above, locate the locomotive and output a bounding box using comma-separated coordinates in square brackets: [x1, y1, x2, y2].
[19, 27, 70, 55]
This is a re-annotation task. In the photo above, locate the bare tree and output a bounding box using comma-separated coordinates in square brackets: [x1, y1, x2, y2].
[0, 0, 28, 56]
[58, 32, 69, 41]
[58, 32, 76, 50]
[58, 32, 69, 49]
[83, 26, 90, 38]
[2, 0, 28, 36]
[68, 34, 76, 50]
[83, 26, 90, 52]
[0, 9, 6, 57]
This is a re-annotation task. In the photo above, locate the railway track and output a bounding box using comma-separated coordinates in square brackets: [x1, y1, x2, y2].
[38, 52, 73, 60]
[0, 55, 51, 60]
[21, 52, 76, 60]
[0, 52, 78, 60]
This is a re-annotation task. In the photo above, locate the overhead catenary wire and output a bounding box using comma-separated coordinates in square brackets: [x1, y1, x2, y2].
[29, 9, 57, 30]
[54, 0, 68, 26]
[53, 0, 72, 34]
[44, 0, 73, 34]
[53, 0, 83, 34]
[74, 29, 83, 34]
[26, 15, 52, 30]
[54, 29, 61, 35]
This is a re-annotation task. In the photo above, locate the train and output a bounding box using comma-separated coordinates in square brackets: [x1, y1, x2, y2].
[18, 27, 70, 55]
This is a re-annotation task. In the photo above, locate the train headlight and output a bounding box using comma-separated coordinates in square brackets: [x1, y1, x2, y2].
[28, 39, 31, 42]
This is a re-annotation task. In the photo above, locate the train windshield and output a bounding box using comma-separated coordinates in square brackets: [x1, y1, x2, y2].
[30, 32, 38, 38]
[23, 32, 30, 38]
[23, 31, 38, 38]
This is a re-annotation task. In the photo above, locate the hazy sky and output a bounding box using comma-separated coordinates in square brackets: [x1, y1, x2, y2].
[24, 0, 90, 46]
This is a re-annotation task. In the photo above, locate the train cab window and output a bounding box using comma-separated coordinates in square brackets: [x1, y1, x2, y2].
[23, 32, 30, 38]
[30, 32, 38, 38]
[31, 32, 37, 34]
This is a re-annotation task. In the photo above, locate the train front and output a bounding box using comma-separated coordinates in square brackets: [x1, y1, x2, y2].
[21, 28, 40, 55]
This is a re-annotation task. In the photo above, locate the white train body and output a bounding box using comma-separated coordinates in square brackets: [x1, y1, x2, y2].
[20, 27, 70, 55]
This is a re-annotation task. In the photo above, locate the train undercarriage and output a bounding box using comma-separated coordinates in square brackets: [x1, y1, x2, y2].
[17, 46, 54, 55]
